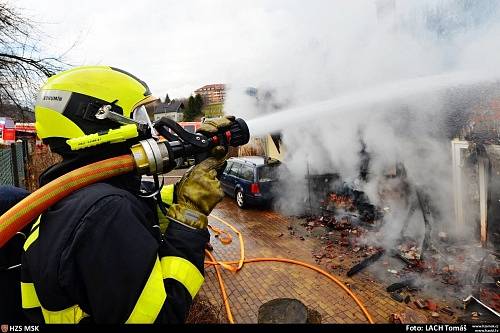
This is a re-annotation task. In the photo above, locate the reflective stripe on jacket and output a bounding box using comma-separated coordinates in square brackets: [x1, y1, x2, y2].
[21, 181, 209, 323]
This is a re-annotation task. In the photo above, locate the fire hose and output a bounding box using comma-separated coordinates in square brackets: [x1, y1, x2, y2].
[205, 215, 375, 324]
[0, 155, 135, 247]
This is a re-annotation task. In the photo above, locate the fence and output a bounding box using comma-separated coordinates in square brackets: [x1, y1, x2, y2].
[25, 145, 61, 191]
[1, 141, 61, 191]
[0, 142, 26, 188]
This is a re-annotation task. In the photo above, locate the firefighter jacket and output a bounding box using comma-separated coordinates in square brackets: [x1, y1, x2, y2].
[20, 173, 209, 323]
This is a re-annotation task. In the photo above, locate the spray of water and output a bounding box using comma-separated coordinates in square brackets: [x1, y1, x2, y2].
[221, 0, 500, 294]
[247, 71, 499, 136]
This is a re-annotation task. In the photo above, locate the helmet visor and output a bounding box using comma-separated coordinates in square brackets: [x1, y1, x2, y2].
[132, 105, 150, 124]
[132, 105, 158, 137]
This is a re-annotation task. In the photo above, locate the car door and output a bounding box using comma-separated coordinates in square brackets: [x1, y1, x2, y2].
[238, 164, 255, 195]
[220, 161, 233, 194]
[222, 162, 241, 196]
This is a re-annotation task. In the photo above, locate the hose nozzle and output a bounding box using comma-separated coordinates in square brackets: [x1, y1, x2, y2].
[131, 118, 250, 175]
[208, 118, 250, 148]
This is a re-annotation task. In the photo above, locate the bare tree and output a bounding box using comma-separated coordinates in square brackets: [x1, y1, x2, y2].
[0, 1, 68, 120]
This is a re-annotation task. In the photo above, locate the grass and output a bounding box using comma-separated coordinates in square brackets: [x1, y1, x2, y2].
[202, 103, 224, 118]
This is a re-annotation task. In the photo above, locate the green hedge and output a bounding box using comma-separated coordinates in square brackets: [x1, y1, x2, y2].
[202, 103, 224, 117]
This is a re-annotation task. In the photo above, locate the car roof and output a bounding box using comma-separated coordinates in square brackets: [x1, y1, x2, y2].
[228, 156, 280, 167]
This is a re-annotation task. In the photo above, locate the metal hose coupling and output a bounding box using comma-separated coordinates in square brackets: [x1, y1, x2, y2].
[130, 139, 170, 175]
[130, 117, 250, 176]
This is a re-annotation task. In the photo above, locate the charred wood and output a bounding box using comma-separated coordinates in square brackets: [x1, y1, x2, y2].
[386, 279, 417, 292]
[347, 249, 385, 277]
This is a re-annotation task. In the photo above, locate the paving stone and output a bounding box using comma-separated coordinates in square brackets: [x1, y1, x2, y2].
[198, 198, 437, 324]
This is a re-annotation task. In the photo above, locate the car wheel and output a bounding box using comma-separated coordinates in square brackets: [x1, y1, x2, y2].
[236, 189, 246, 208]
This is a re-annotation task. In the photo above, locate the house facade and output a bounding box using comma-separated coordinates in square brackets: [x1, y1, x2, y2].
[194, 84, 225, 105]
[152, 101, 185, 122]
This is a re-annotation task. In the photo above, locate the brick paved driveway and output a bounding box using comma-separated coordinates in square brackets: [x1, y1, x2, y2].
[200, 198, 438, 324]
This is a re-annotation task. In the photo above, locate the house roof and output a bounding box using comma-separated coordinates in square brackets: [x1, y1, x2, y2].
[153, 101, 185, 114]
[194, 84, 225, 92]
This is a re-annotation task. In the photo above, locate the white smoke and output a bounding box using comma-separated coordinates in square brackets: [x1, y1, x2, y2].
[224, 0, 500, 245]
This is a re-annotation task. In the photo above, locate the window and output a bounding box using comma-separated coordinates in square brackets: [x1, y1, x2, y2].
[228, 163, 241, 177]
[239, 165, 254, 181]
[258, 164, 279, 182]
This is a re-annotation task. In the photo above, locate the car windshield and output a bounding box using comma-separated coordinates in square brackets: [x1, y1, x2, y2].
[258, 164, 279, 182]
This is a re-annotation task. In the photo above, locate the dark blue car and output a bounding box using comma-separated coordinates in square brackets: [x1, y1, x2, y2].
[220, 156, 280, 208]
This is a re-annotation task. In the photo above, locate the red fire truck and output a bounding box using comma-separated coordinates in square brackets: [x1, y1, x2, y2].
[0, 117, 16, 144]
[15, 123, 36, 134]
[1, 118, 37, 145]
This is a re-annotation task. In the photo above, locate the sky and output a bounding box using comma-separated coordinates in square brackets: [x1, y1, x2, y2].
[15, 0, 500, 102]
[16, 0, 316, 100]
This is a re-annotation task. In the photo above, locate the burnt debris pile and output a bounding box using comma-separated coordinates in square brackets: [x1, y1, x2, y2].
[295, 176, 500, 321]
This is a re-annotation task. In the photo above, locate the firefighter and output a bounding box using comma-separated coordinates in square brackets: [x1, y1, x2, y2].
[0, 186, 30, 322]
[20, 66, 229, 323]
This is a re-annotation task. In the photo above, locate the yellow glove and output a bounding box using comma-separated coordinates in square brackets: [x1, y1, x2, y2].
[166, 147, 227, 230]
[167, 116, 236, 229]
[197, 115, 235, 136]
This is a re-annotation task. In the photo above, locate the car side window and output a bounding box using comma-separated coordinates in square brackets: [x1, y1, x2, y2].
[228, 162, 241, 176]
[224, 161, 233, 174]
[239, 165, 254, 181]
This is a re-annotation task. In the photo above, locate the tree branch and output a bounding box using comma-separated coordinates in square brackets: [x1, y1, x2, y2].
[0, 1, 69, 113]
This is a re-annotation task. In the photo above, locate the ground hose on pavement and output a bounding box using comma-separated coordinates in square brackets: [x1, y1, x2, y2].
[205, 215, 375, 324]
[210, 214, 245, 272]
[205, 249, 235, 324]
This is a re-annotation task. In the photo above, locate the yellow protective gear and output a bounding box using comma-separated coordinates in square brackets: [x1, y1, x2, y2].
[166, 116, 237, 229]
[197, 115, 235, 136]
[166, 151, 226, 229]
[34, 65, 157, 153]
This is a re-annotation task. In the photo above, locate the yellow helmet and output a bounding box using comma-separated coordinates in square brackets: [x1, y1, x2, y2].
[35, 65, 157, 154]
